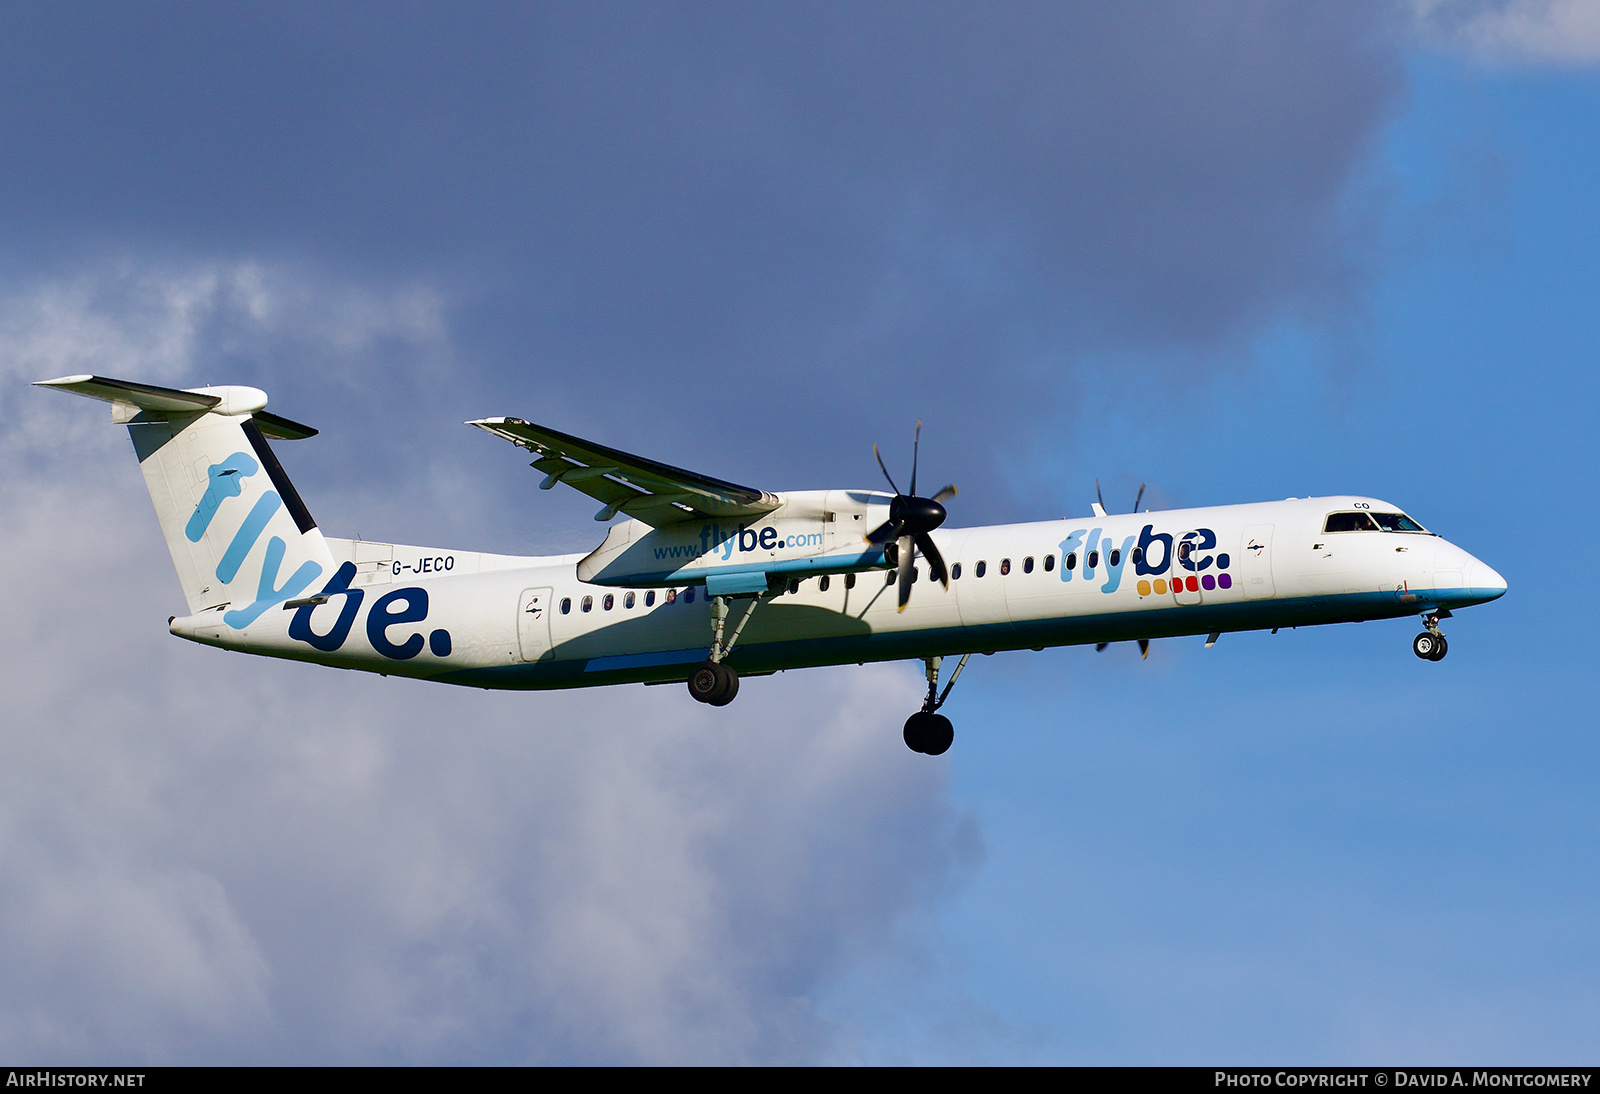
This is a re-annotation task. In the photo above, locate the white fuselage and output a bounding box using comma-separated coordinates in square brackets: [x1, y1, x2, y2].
[169, 494, 1507, 690]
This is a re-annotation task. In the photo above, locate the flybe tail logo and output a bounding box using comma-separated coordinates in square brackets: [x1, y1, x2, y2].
[187, 451, 323, 628]
[1058, 524, 1234, 595]
[186, 452, 451, 660]
[653, 523, 824, 563]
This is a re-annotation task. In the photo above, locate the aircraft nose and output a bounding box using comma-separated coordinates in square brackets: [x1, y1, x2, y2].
[1469, 558, 1508, 603]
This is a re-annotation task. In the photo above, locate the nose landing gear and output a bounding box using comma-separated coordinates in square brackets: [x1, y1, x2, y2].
[1412, 610, 1450, 661]
[904, 653, 971, 755]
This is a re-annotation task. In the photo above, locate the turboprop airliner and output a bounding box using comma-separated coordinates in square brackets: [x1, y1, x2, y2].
[36, 374, 1507, 756]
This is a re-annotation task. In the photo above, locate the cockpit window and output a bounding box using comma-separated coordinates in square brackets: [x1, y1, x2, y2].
[1370, 511, 1427, 533]
[1323, 511, 1379, 533]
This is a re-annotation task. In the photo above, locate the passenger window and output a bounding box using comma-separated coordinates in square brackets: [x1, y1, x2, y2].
[952, 563, 962, 580]
[1109, 548, 1121, 566]
[1000, 558, 1011, 575]
[581, 595, 593, 613]
[1065, 553, 1076, 571]
[788, 579, 800, 594]
[1023, 556, 1034, 574]
[845, 573, 856, 590]
[819, 575, 831, 592]
[1043, 555, 1054, 572]
[976, 560, 987, 578]
[1324, 512, 1379, 533]
[624, 591, 635, 609]
[686, 588, 696, 603]
[1132, 547, 1143, 565]
[560, 598, 571, 614]
[603, 594, 614, 611]
[1088, 550, 1099, 568]
[665, 589, 677, 604]
[645, 590, 656, 607]
[886, 570, 895, 586]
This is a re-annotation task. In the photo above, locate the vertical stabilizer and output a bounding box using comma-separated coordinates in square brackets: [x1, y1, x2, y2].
[35, 375, 335, 624]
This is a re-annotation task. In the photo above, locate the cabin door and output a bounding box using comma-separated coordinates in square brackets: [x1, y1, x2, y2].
[516, 586, 554, 662]
[1239, 524, 1275, 600]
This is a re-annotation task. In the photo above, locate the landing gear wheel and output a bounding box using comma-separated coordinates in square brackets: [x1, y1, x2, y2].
[688, 661, 739, 705]
[903, 711, 954, 755]
[1413, 632, 1444, 661]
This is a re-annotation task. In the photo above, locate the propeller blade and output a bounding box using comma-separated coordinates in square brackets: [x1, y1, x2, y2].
[1133, 483, 1146, 514]
[931, 484, 957, 504]
[864, 518, 900, 545]
[914, 532, 948, 588]
[909, 419, 921, 498]
[873, 442, 901, 497]
[1138, 638, 1150, 660]
[895, 534, 915, 612]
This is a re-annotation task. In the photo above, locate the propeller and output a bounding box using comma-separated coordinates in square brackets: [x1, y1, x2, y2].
[1096, 638, 1152, 659]
[865, 420, 957, 612]
[1095, 479, 1147, 515]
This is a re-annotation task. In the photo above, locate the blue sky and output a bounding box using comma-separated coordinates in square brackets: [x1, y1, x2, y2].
[0, 2, 1596, 1064]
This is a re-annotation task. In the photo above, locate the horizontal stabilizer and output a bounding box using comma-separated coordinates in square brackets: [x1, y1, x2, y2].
[34, 374, 220, 412]
[253, 410, 319, 440]
[34, 375, 317, 437]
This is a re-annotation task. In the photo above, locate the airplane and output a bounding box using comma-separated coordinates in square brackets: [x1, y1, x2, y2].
[35, 374, 1507, 756]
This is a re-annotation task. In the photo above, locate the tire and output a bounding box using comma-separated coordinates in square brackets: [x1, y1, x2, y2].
[903, 711, 933, 753]
[709, 665, 740, 705]
[1412, 633, 1438, 660]
[688, 661, 725, 704]
[923, 713, 954, 756]
[1427, 635, 1448, 662]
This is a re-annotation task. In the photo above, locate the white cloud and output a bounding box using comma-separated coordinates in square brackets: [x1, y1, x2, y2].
[1413, 0, 1600, 65]
[0, 263, 977, 1062]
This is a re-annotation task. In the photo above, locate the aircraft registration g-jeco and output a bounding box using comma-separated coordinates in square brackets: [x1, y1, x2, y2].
[38, 374, 1507, 756]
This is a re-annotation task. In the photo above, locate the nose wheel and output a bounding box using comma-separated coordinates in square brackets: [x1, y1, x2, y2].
[1412, 632, 1448, 661]
[1412, 611, 1449, 661]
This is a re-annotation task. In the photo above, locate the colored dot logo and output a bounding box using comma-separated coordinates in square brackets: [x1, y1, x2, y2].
[1136, 573, 1233, 596]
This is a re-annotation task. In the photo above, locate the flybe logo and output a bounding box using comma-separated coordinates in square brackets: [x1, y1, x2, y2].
[652, 523, 825, 563]
[188, 451, 322, 628]
[188, 451, 451, 661]
[1058, 524, 1234, 595]
[287, 562, 453, 662]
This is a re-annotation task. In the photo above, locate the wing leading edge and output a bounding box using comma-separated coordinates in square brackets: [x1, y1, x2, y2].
[469, 417, 781, 527]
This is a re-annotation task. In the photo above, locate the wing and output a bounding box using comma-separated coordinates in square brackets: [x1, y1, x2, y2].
[469, 417, 781, 526]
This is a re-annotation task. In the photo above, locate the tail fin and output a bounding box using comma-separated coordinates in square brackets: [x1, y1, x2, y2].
[36, 375, 335, 626]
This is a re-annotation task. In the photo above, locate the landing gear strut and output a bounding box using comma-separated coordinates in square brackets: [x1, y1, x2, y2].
[1412, 610, 1450, 662]
[688, 593, 762, 706]
[903, 653, 971, 755]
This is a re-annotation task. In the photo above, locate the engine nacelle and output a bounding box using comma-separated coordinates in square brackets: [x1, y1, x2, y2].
[577, 489, 894, 590]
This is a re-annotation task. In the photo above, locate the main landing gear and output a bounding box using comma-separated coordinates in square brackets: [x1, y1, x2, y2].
[687, 593, 762, 706]
[903, 653, 972, 755]
[1412, 610, 1450, 662]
